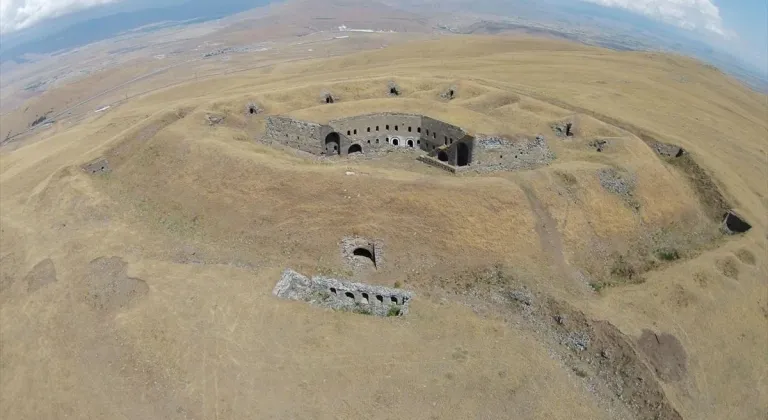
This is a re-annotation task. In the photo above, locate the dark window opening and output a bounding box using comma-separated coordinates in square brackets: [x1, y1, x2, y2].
[376, 126, 380, 131]
[433, 132, 436, 138]
[361, 293, 370, 303]
[367, 140, 371, 144]
[330, 287, 337, 294]
[426, 129, 430, 135]
[348, 144, 363, 154]
[395, 125, 399, 131]
[353, 129, 357, 135]
[345, 292, 355, 300]
[386, 124, 390, 130]
[417, 127, 421, 133]
[408, 126, 412, 132]
[407, 139, 414, 148]
[392, 138, 399, 146]
[390, 296, 399, 304]
[437, 151, 449, 162]
[347, 130, 351, 135]
[723, 211, 752, 233]
[417, 140, 421, 145]
[367, 127, 371, 132]
[450, 138, 454, 144]
[376, 139, 380, 144]
[353, 247, 376, 267]
[376, 295, 384, 303]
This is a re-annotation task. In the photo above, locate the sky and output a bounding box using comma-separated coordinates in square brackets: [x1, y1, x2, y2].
[1, 0, 766, 72]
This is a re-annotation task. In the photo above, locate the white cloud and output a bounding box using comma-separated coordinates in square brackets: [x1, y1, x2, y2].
[0, 0, 122, 34]
[584, 0, 730, 37]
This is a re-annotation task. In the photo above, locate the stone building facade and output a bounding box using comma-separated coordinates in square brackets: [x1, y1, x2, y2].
[264, 112, 552, 172]
[265, 112, 476, 167]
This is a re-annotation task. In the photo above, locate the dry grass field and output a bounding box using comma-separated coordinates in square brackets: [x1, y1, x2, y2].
[1, 34, 766, 419]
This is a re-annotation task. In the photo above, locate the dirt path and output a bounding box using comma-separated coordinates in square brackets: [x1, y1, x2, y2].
[521, 182, 591, 294]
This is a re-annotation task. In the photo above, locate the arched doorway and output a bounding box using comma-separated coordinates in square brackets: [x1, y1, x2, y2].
[437, 151, 449, 162]
[457, 143, 470, 166]
[348, 144, 363, 154]
[325, 132, 341, 155]
[407, 139, 414, 148]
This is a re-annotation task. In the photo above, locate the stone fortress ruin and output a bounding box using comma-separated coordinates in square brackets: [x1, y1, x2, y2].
[273, 269, 412, 317]
[264, 112, 554, 173]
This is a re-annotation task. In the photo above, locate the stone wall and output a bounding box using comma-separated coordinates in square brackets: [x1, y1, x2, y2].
[328, 113, 423, 153]
[422, 116, 468, 151]
[265, 116, 327, 155]
[265, 113, 478, 166]
[273, 269, 412, 317]
[471, 135, 553, 172]
[417, 155, 459, 173]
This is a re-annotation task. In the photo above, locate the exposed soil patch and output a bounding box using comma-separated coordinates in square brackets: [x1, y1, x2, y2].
[84, 257, 148, 312]
[716, 257, 740, 279]
[24, 258, 57, 293]
[637, 330, 688, 382]
[734, 249, 756, 265]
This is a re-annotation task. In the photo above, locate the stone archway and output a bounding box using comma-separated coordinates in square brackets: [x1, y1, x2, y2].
[325, 132, 341, 155]
[437, 151, 449, 162]
[457, 142, 470, 166]
[348, 143, 363, 154]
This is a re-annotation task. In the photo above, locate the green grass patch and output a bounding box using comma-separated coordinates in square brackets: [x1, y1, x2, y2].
[387, 306, 402, 317]
[655, 248, 680, 261]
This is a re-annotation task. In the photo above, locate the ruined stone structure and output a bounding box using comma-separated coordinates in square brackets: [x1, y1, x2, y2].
[81, 157, 111, 175]
[651, 141, 686, 158]
[341, 236, 384, 270]
[273, 269, 412, 317]
[264, 112, 553, 172]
